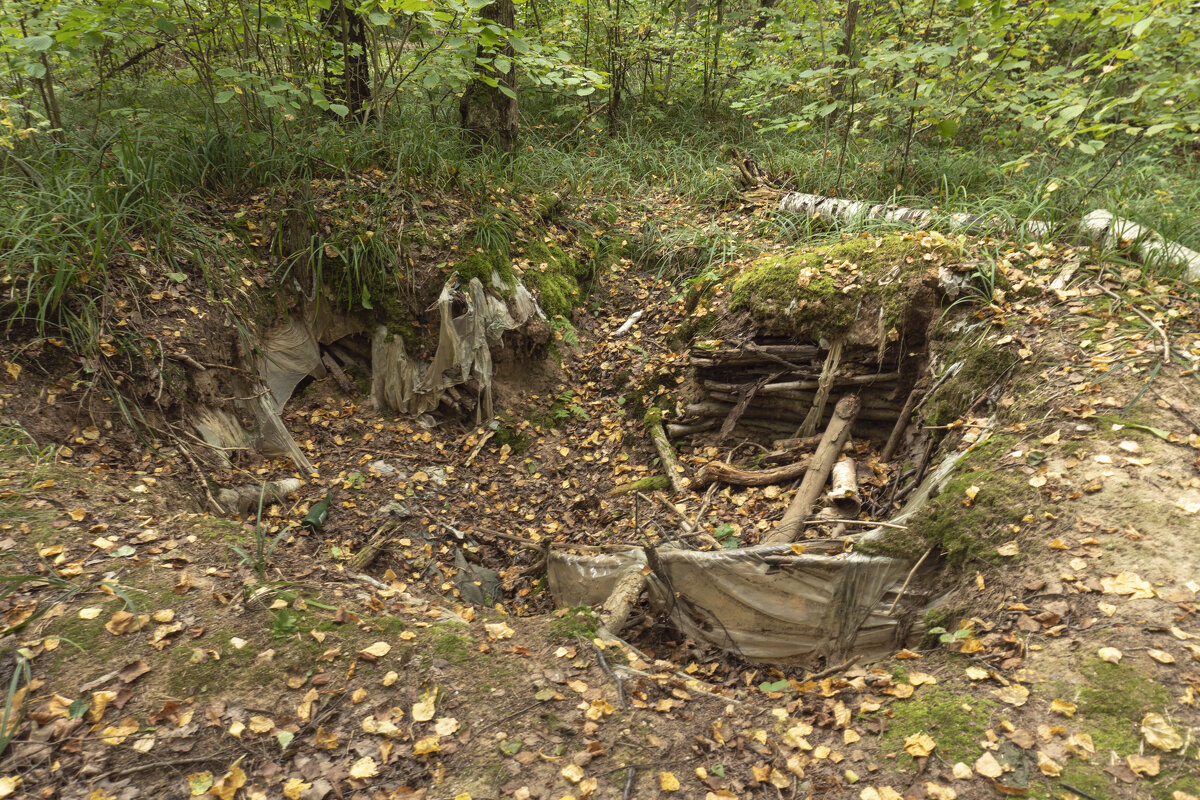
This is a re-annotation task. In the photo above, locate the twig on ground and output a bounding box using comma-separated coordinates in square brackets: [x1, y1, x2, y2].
[887, 547, 933, 614]
[584, 636, 627, 709]
[1096, 282, 1171, 364]
[805, 657, 857, 681]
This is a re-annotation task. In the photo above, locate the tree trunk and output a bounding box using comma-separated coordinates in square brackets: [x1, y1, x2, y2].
[460, 0, 518, 152]
[321, 0, 370, 119]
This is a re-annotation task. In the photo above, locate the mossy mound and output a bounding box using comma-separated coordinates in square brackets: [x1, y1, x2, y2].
[857, 435, 1040, 563]
[729, 233, 954, 343]
[924, 340, 1020, 429]
[453, 238, 599, 320]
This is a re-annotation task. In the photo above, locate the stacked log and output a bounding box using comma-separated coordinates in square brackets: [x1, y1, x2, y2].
[671, 338, 917, 445]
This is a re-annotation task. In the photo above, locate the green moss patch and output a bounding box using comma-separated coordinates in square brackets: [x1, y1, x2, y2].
[858, 435, 1039, 563]
[924, 341, 1019, 429]
[520, 240, 596, 320]
[878, 685, 997, 766]
[729, 234, 952, 341]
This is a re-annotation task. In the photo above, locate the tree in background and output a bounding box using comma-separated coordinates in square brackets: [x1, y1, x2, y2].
[460, 0, 518, 150]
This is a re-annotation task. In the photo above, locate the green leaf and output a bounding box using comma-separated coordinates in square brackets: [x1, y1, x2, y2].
[937, 119, 959, 139]
[153, 18, 178, 35]
[759, 679, 789, 692]
[214, 91, 235, 104]
[1059, 104, 1086, 121]
[276, 730, 294, 750]
[328, 103, 350, 117]
[68, 698, 88, 719]
[262, 14, 286, 30]
[1131, 17, 1152, 38]
[368, 11, 392, 25]
[23, 35, 54, 53]
[111, 545, 136, 558]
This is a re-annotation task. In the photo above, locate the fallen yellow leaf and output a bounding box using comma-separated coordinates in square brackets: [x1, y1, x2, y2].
[903, 733, 937, 758]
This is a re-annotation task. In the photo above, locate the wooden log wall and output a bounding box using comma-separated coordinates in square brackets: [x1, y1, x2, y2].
[673, 338, 914, 445]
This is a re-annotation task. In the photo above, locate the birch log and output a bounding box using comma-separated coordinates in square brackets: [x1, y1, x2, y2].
[1078, 209, 1200, 280]
[776, 192, 1200, 279]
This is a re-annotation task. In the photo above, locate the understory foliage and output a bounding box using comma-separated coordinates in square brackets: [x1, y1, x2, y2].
[0, 0, 1198, 352]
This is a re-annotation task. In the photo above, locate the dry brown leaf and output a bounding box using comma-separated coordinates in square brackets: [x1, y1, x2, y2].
[1126, 754, 1160, 776]
[964, 666, 989, 681]
[1141, 713, 1184, 751]
[209, 767, 246, 800]
[348, 757, 379, 779]
[1100, 572, 1155, 599]
[248, 716, 274, 734]
[994, 685, 1030, 706]
[951, 762, 973, 780]
[559, 764, 585, 784]
[1097, 646, 1123, 664]
[282, 778, 310, 800]
[996, 542, 1020, 557]
[358, 641, 391, 660]
[1036, 752, 1062, 777]
[908, 671, 937, 686]
[485, 622, 514, 641]
[925, 782, 957, 800]
[1148, 649, 1176, 664]
[413, 736, 440, 755]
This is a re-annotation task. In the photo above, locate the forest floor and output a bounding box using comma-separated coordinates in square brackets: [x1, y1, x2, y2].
[1, 181, 1200, 800]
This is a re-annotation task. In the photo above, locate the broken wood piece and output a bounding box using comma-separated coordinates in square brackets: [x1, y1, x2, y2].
[464, 429, 495, 467]
[693, 456, 812, 489]
[771, 434, 825, 452]
[646, 492, 723, 549]
[597, 564, 649, 637]
[827, 457, 861, 516]
[765, 395, 861, 544]
[717, 373, 778, 441]
[644, 409, 687, 495]
[880, 385, 923, 462]
[666, 419, 718, 437]
[613, 309, 645, 337]
[349, 521, 399, 571]
[322, 351, 357, 395]
[797, 339, 843, 438]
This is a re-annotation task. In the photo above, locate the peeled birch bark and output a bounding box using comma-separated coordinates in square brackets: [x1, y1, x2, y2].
[827, 457, 861, 516]
[776, 192, 1054, 239]
[597, 565, 648, 636]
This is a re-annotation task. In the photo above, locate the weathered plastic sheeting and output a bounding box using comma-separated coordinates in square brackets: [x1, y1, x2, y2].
[192, 406, 253, 469]
[371, 273, 543, 423]
[549, 543, 913, 665]
[259, 318, 325, 412]
[548, 439, 987, 665]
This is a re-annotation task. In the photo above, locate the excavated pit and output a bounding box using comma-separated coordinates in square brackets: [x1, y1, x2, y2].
[552, 233, 991, 668]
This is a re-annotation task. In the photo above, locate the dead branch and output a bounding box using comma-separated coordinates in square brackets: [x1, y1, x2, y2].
[322, 351, 357, 395]
[765, 395, 860, 544]
[645, 412, 687, 495]
[693, 456, 812, 489]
